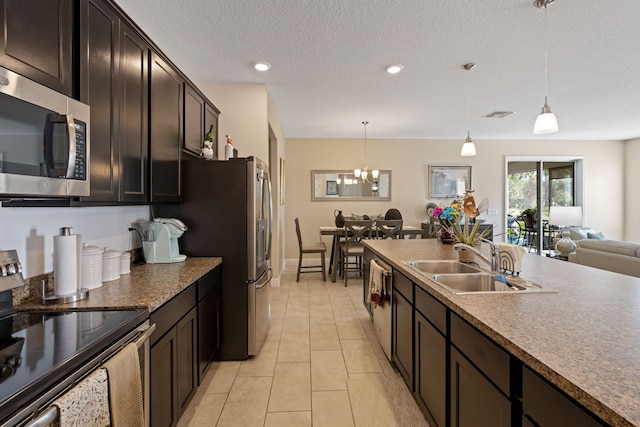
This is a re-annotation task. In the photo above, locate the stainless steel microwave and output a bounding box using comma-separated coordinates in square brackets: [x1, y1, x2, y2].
[0, 66, 90, 198]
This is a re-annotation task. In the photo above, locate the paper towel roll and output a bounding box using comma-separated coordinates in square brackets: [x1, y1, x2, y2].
[54, 233, 81, 296]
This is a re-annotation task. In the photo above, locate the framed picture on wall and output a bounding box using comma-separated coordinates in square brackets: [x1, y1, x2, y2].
[429, 165, 471, 198]
[326, 180, 338, 196]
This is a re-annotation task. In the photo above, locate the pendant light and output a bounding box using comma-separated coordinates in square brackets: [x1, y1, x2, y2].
[533, 0, 559, 134]
[460, 63, 477, 157]
[354, 121, 379, 182]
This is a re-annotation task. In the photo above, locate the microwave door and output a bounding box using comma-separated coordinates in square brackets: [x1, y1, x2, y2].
[44, 113, 76, 178]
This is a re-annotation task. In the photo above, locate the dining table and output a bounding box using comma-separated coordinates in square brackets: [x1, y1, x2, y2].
[319, 225, 423, 283]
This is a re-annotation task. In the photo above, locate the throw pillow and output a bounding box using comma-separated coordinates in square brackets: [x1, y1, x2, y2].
[587, 231, 606, 240]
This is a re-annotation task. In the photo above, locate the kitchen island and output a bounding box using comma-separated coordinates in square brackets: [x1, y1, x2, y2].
[364, 239, 640, 426]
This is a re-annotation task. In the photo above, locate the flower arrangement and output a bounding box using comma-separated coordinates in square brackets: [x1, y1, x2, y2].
[431, 191, 492, 245]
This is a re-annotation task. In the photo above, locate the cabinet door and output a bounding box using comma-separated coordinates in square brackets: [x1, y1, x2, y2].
[415, 311, 446, 427]
[0, 0, 73, 95]
[176, 307, 198, 418]
[522, 367, 604, 427]
[393, 290, 413, 390]
[450, 347, 511, 427]
[204, 102, 219, 160]
[198, 281, 220, 381]
[150, 53, 183, 202]
[184, 84, 204, 156]
[118, 23, 148, 202]
[150, 327, 178, 427]
[82, 0, 120, 202]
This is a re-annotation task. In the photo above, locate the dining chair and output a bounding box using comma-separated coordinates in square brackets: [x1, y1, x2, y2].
[340, 219, 373, 286]
[374, 219, 403, 239]
[521, 213, 538, 252]
[384, 208, 403, 220]
[295, 218, 326, 282]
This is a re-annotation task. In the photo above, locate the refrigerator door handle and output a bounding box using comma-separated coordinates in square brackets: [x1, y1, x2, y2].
[255, 268, 273, 289]
[263, 170, 273, 262]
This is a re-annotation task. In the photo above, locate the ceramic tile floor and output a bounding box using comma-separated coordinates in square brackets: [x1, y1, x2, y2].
[177, 267, 429, 427]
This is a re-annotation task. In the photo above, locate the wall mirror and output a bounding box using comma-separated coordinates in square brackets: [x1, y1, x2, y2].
[311, 170, 391, 201]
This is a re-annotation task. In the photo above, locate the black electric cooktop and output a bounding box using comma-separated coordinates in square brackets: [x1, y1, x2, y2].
[0, 309, 147, 423]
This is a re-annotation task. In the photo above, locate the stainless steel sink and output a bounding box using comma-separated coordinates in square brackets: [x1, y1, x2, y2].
[430, 273, 556, 295]
[402, 260, 482, 274]
[402, 260, 557, 295]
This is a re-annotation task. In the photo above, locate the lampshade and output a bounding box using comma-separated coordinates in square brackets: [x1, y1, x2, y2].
[460, 135, 476, 156]
[533, 102, 559, 134]
[548, 206, 583, 227]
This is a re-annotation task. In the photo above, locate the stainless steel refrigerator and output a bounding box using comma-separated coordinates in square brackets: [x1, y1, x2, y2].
[158, 156, 272, 360]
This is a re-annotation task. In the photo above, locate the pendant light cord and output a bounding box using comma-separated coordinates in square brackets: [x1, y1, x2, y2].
[466, 67, 471, 138]
[362, 121, 368, 164]
[543, 3, 548, 104]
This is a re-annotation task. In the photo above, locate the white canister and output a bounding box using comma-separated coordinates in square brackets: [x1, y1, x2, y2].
[102, 248, 121, 282]
[120, 252, 131, 274]
[81, 244, 103, 289]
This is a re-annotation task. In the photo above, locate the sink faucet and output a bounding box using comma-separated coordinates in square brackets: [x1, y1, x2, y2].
[453, 238, 500, 272]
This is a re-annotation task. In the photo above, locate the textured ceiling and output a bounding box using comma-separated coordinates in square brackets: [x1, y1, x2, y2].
[114, 0, 640, 140]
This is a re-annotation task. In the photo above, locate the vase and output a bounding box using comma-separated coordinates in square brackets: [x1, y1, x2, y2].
[439, 229, 454, 244]
[458, 248, 475, 263]
[334, 210, 345, 227]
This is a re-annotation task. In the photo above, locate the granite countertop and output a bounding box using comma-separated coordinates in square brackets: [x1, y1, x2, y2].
[17, 257, 222, 313]
[364, 239, 640, 427]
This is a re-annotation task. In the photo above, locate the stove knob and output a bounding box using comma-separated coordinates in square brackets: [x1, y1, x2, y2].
[5, 263, 16, 275]
[6, 356, 22, 368]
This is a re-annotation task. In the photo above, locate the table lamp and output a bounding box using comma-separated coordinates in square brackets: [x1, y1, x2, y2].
[548, 206, 583, 257]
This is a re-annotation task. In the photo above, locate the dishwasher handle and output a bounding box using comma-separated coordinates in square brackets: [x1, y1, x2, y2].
[25, 406, 57, 427]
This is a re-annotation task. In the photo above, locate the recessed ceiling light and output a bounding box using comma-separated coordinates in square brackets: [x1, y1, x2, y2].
[254, 62, 271, 71]
[386, 64, 404, 74]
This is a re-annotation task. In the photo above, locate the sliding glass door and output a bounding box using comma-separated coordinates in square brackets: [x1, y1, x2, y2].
[505, 157, 584, 255]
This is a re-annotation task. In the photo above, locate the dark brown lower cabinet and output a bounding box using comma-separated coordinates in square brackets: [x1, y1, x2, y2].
[150, 286, 197, 427]
[393, 288, 413, 390]
[415, 311, 446, 427]
[176, 308, 198, 416]
[450, 347, 511, 427]
[150, 328, 177, 427]
[522, 366, 605, 427]
[197, 267, 221, 382]
[390, 269, 607, 427]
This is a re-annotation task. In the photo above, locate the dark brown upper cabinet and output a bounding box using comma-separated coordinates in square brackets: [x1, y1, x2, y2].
[150, 52, 184, 203]
[78, 0, 149, 204]
[0, 0, 74, 96]
[184, 84, 205, 157]
[184, 83, 220, 159]
[204, 102, 220, 160]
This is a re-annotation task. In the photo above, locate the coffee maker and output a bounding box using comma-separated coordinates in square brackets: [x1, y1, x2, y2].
[140, 218, 188, 263]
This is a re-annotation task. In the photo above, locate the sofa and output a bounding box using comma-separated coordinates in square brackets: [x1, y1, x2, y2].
[568, 239, 640, 278]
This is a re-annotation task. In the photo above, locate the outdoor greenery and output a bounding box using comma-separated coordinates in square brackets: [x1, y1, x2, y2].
[508, 164, 574, 218]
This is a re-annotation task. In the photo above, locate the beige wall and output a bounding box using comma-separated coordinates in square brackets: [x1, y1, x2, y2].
[199, 83, 269, 162]
[625, 138, 640, 242]
[285, 138, 627, 259]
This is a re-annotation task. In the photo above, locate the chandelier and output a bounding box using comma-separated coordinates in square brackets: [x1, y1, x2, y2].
[354, 121, 379, 182]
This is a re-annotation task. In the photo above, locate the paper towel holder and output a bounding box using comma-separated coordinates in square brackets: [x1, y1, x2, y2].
[42, 279, 89, 305]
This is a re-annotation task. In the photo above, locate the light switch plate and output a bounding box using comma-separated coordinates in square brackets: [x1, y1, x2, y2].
[488, 209, 497, 215]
